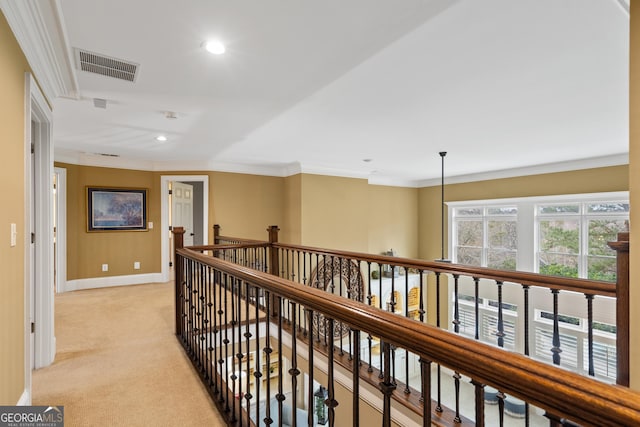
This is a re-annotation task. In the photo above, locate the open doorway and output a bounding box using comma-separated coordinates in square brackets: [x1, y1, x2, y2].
[24, 73, 56, 404]
[160, 175, 209, 282]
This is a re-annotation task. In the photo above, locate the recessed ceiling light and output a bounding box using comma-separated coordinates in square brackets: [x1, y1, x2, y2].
[203, 40, 226, 55]
[156, 135, 167, 142]
[363, 158, 373, 163]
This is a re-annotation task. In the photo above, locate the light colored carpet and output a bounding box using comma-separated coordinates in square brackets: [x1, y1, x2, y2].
[32, 281, 227, 426]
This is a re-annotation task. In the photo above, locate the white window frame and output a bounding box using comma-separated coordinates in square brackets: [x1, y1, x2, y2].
[449, 191, 629, 277]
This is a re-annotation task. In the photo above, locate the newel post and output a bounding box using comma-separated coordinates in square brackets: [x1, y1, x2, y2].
[267, 225, 280, 318]
[213, 224, 220, 244]
[267, 225, 280, 276]
[608, 232, 629, 386]
[172, 226, 185, 336]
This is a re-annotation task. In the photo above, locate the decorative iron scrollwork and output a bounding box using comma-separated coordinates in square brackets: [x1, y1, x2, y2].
[309, 257, 363, 339]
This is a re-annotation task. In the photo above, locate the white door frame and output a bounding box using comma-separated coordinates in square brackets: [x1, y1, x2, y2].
[160, 175, 209, 282]
[54, 167, 67, 293]
[24, 73, 55, 404]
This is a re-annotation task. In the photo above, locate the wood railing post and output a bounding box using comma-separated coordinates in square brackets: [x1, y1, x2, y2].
[172, 226, 185, 336]
[267, 225, 280, 318]
[213, 224, 220, 244]
[267, 225, 280, 276]
[608, 231, 630, 386]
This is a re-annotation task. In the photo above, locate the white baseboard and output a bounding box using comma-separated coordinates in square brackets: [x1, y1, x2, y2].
[17, 389, 31, 405]
[65, 273, 164, 292]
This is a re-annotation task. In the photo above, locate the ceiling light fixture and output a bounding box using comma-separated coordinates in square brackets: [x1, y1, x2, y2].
[156, 135, 167, 142]
[203, 40, 226, 55]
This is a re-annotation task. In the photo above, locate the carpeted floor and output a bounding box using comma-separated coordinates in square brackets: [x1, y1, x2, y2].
[32, 281, 227, 426]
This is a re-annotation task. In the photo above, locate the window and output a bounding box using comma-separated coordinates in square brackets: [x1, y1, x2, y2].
[453, 206, 517, 270]
[450, 193, 628, 281]
[536, 201, 629, 281]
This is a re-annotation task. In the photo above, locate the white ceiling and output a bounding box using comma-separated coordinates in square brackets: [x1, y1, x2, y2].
[23, 0, 632, 186]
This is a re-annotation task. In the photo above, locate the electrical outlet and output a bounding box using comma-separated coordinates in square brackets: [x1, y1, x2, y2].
[102, 264, 108, 272]
[134, 261, 140, 270]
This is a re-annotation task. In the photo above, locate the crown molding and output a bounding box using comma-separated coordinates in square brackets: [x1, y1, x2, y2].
[0, 0, 79, 102]
[417, 153, 629, 188]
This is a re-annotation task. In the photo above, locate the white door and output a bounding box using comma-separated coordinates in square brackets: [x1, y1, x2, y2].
[171, 182, 194, 246]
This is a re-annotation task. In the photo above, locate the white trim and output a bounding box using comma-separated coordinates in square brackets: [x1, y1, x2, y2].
[0, 0, 79, 101]
[28, 73, 56, 370]
[446, 191, 630, 208]
[54, 167, 67, 293]
[65, 273, 165, 292]
[160, 175, 209, 283]
[17, 389, 31, 406]
[418, 154, 629, 188]
[52, 150, 630, 190]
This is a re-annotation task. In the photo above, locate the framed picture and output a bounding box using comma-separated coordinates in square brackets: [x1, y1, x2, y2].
[87, 187, 148, 231]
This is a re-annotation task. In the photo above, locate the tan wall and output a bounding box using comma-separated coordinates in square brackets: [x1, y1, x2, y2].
[300, 174, 369, 252]
[59, 163, 161, 279]
[282, 174, 302, 244]
[630, 2, 639, 391]
[59, 167, 285, 280]
[299, 174, 418, 257]
[208, 171, 284, 241]
[367, 185, 418, 258]
[0, 11, 30, 404]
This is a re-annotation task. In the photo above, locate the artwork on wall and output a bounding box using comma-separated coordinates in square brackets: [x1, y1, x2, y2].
[87, 187, 148, 231]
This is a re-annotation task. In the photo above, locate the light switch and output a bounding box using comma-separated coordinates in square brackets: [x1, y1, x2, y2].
[10, 223, 16, 247]
[148, 221, 153, 229]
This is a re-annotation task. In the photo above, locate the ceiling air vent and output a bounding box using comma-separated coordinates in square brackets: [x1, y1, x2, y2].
[75, 48, 139, 82]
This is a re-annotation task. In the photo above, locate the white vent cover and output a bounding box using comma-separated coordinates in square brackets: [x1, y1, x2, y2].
[75, 48, 139, 82]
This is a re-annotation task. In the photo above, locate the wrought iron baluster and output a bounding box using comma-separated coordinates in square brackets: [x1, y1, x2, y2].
[496, 281, 505, 348]
[211, 267, 219, 394]
[253, 285, 261, 427]
[551, 289, 562, 365]
[230, 277, 239, 423]
[435, 272, 443, 413]
[339, 258, 345, 356]
[241, 281, 253, 426]
[289, 302, 300, 427]
[453, 371, 462, 423]
[327, 318, 339, 427]
[453, 274, 460, 333]
[222, 273, 231, 412]
[217, 270, 225, 403]
[276, 297, 285, 425]
[353, 329, 361, 427]
[264, 292, 273, 426]
[586, 294, 595, 376]
[474, 277, 480, 340]
[378, 263, 384, 379]
[307, 309, 315, 427]
[523, 284, 531, 427]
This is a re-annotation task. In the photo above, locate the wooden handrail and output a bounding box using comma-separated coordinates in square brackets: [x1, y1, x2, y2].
[177, 247, 640, 427]
[269, 242, 616, 297]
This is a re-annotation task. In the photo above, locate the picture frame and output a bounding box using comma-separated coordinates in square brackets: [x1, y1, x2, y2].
[87, 187, 148, 231]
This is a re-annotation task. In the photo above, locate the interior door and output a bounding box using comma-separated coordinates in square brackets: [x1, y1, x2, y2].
[171, 182, 194, 246]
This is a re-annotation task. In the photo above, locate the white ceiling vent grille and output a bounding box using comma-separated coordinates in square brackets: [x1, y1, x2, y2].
[75, 49, 139, 82]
